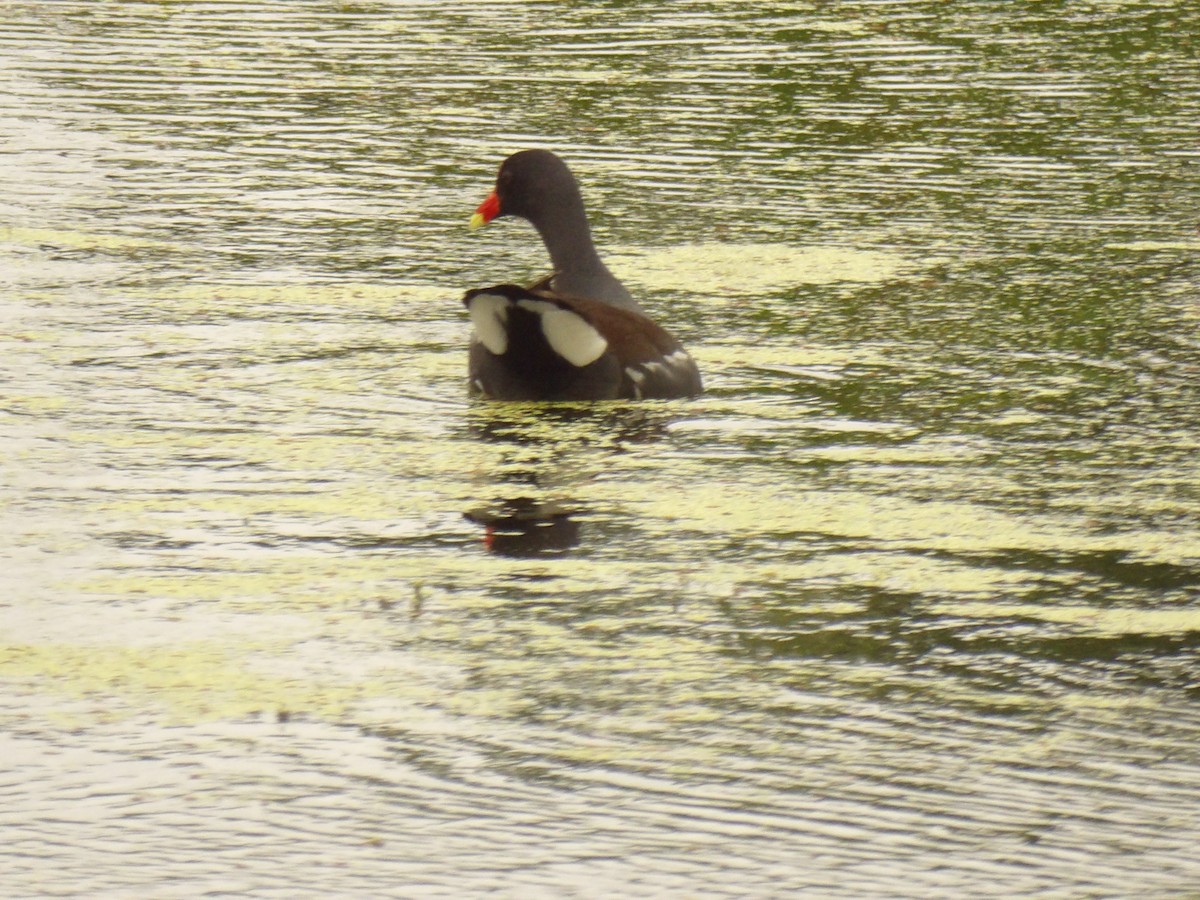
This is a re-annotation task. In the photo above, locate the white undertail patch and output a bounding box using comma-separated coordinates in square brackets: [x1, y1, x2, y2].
[468, 292, 510, 355]
[535, 306, 608, 368]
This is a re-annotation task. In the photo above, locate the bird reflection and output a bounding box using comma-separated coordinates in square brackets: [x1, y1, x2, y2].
[462, 402, 674, 557]
[464, 401, 673, 446]
[464, 498, 580, 557]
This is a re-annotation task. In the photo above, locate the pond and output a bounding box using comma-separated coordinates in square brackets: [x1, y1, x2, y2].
[2, 1, 1199, 896]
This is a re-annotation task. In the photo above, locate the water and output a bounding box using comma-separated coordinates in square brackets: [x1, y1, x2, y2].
[3, 1, 1199, 896]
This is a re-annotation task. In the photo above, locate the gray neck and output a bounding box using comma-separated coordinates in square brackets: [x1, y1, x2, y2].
[532, 200, 642, 312]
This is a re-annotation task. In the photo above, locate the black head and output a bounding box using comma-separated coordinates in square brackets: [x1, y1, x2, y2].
[491, 149, 586, 225]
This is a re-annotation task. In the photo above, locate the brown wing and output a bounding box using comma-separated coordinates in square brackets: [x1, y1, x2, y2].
[529, 289, 702, 399]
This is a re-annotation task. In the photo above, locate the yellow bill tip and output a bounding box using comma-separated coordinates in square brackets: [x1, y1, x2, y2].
[469, 212, 487, 231]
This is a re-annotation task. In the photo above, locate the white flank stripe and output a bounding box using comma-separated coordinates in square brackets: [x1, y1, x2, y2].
[664, 349, 692, 369]
[539, 308, 608, 367]
[468, 292, 510, 355]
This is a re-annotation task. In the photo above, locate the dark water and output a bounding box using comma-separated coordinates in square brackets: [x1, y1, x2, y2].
[2, 2, 1199, 896]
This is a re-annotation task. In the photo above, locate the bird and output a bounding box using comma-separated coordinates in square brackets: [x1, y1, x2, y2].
[464, 149, 702, 401]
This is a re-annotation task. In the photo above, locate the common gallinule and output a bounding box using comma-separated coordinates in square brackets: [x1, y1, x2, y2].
[464, 149, 702, 401]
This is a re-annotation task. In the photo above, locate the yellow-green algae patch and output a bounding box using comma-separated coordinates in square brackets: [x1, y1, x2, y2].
[613, 242, 913, 294]
[928, 602, 1200, 637]
[1105, 239, 1200, 252]
[1, 392, 74, 416]
[76, 551, 677, 614]
[631, 476, 1200, 563]
[122, 281, 450, 316]
[0, 641, 379, 724]
[0, 225, 180, 253]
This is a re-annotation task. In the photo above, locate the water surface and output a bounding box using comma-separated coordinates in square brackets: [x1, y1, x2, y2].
[2, 2, 1199, 896]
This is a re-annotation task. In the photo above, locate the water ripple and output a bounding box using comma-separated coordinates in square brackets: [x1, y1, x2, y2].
[3, 1, 1200, 896]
